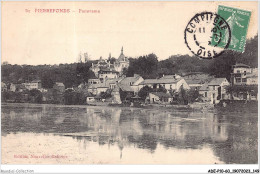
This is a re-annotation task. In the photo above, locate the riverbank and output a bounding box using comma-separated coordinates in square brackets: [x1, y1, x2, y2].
[2, 100, 258, 113]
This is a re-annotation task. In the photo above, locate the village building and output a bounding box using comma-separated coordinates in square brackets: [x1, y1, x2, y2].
[88, 78, 101, 85]
[230, 63, 258, 86]
[22, 80, 42, 90]
[98, 68, 119, 82]
[9, 83, 17, 92]
[53, 82, 65, 93]
[138, 78, 190, 93]
[182, 72, 214, 90]
[111, 84, 122, 104]
[199, 83, 210, 102]
[1, 82, 7, 92]
[229, 63, 258, 101]
[160, 74, 182, 80]
[148, 92, 173, 104]
[199, 78, 230, 104]
[87, 77, 123, 95]
[118, 74, 144, 94]
[9, 83, 27, 92]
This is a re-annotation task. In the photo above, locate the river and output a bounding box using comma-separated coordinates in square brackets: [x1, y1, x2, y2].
[1, 103, 258, 164]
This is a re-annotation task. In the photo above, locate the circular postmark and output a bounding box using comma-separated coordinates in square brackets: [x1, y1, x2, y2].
[184, 12, 231, 59]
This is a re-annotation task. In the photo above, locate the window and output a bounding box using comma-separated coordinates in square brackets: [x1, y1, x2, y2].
[130, 82, 133, 86]
[213, 86, 215, 90]
[244, 71, 246, 76]
[237, 70, 240, 73]
[205, 92, 207, 97]
[242, 78, 247, 82]
[236, 78, 241, 83]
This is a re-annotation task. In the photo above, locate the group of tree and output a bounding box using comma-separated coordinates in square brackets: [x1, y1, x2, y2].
[1, 35, 257, 89]
[125, 35, 258, 80]
[1, 62, 96, 89]
[137, 85, 201, 105]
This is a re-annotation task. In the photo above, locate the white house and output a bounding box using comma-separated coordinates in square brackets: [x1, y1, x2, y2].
[138, 78, 190, 93]
[118, 74, 144, 94]
[148, 92, 173, 104]
[22, 80, 42, 90]
[230, 63, 258, 86]
[199, 78, 230, 104]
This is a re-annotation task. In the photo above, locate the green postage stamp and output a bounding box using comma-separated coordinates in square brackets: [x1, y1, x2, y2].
[212, 5, 251, 52]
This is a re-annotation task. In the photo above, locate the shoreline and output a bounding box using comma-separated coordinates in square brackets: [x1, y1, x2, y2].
[2, 100, 258, 113]
[1, 101, 213, 113]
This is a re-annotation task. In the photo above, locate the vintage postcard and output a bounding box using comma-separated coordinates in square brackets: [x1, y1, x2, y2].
[1, 1, 259, 173]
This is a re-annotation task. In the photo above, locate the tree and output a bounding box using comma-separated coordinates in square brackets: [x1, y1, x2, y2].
[156, 85, 167, 93]
[119, 89, 128, 102]
[138, 86, 153, 100]
[29, 89, 42, 103]
[100, 90, 112, 99]
[187, 89, 201, 103]
[176, 86, 188, 105]
[125, 54, 158, 78]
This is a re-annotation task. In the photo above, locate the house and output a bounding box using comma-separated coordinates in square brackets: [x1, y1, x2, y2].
[87, 84, 99, 95]
[230, 63, 258, 86]
[22, 80, 42, 90]
[87, 78, 123, 95]
[118, 74, 144, 94]
[111, 84, 122, 104]
[85, 92, 95, 103]
[199, 83, 210, 102]
[53, 82, 65, 93]
[88, 78, 101, 85]
[160, 74, 182, 80]
[9, 83, 27, 92]
[10, 83, 17, 92]
[138, 78, 190, 93]
[199, 78, 230, 104]
[182, 72, 214, 90]
[1, 82, 7, 92]
[148, 92, 173, 104]
[229, 63, 258, 100]
[98, 68, 119, 82]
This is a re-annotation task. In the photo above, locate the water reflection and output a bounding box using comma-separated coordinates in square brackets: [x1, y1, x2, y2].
[1, 103, 258, 164]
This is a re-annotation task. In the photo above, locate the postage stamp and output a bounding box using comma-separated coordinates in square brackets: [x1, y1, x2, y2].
[211, 5, 251, 52]
[184, 12, 231, 59]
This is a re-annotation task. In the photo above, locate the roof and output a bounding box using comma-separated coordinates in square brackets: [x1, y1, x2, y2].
[199, 83, 209, 91]
[16, 84, 27, 90]
[55, 82, 65, 87]
[247, 74, 258, 78]
[118, 47, 127, 62]
[99, 68, 119, 73]
[31, 80, 41, 83]
[160, 74, 181, 79]
[150, 92, 172, 98]
[119, 74, 141, 85]
[139, 78, 181, 85]
[89, 78, 123, 89]
[184, 79, 203, 85]
[118, 84, 134, 92]
[233, 63, 250, 68]
[208, 78, 227, 86]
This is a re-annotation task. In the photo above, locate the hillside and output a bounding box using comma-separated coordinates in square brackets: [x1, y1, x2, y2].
[1, 35, 257, 88]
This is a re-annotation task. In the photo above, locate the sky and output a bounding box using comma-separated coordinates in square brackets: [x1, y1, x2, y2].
[2, 1, 258, 65]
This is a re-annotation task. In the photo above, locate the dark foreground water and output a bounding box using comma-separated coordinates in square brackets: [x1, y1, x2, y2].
[1, 103, 258, 164]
